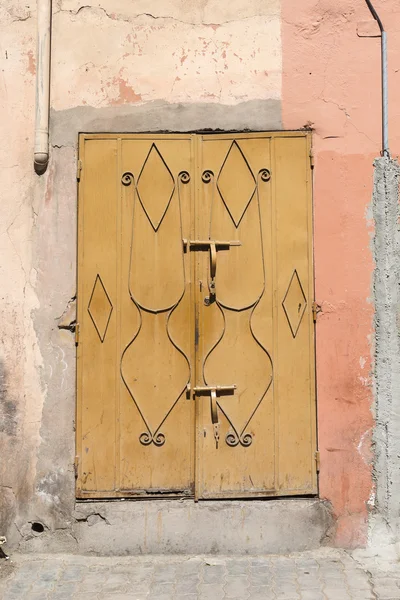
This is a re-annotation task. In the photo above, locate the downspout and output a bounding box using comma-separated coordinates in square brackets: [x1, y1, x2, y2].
[364, 0, 390, 157]
[34, 0, 52, 174]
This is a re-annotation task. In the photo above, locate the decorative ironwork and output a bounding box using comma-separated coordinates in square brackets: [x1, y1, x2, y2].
[259, 168, 271, 182]
[128, 148, 185, 314]
[282, 269, 307, 338]
[217, 141, 256, 227]
[121, 172, 134, 186]
[87, 274, 113, 343]
[203, 141, 273, 448]
[136, 143, 175, 231]
[139, 432, 166, 447]
[120, 149, 190, 447]
[226, 431, 253, 447]
[178, 170, 190, 184]
[202, 170, 214, 184]
[204, 302, 273, 449]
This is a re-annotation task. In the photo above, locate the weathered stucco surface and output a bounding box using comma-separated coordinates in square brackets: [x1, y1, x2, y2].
[0, 0, 399, 553]
[0, 0, 285, 551]
[282, 0, 400, 547]
[0, 0, 43, 546]
[17, 499, 333, 555]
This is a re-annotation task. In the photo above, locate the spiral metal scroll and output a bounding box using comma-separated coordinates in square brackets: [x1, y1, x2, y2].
[202, 170, 214, 184]
[226, 431, 253, 447]
[178, 171, 190, 184]
[121, 172, 134, 186]
[139, 432, 166, 447]
[259, 168, 271, 182]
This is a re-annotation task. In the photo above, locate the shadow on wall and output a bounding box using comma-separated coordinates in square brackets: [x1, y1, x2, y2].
[0, 358, 18, 539]
[0, 358, 17, 439]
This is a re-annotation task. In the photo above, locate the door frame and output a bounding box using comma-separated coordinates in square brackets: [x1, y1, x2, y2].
[75, 131, 318, 500]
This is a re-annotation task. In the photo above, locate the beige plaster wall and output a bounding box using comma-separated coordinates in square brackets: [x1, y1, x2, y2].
[0, 0, 283, 547]
[53, 1, 281, 108]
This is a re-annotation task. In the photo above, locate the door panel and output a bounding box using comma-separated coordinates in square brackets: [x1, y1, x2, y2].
[77, 132, 316, 499]
[77, 135, 195, 497]
[195, 134, 315, 498]
[77, 139, 118, 493]
[196, 135, 275, 497]
[274, 136, 316, 493]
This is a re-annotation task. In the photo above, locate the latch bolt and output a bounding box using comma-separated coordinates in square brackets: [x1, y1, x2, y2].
[182, 239, 241, 305]
[187, 384, 236, 449]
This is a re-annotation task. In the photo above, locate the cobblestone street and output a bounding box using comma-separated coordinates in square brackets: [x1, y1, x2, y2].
[1, 548, 400, 600]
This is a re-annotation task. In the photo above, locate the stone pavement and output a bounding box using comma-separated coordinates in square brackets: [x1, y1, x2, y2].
[0, 548, 400, 599]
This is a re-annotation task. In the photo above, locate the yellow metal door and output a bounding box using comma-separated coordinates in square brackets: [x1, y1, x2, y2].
[76, 132, 316, 499]
[195, 133, 316, 498]
[77, 135, 195, 497]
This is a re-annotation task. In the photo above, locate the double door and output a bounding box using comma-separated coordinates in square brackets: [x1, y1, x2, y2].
[76, 132, 316, 499]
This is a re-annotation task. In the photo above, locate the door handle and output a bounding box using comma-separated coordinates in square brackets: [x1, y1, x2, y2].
[182, 239, 241, 305]
[187, 384, 236, 448]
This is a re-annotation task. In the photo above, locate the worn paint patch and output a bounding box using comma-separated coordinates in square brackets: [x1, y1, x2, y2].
[0, 359, 17, 437]
[51, 11, 281, 109]
[27, 50, 36, 75]
[110, 76, 142, 105]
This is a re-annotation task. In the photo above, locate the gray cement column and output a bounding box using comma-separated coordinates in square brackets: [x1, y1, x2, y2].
[372, 157, 400, 538]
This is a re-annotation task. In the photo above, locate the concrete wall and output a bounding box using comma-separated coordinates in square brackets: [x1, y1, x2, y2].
[0, 0, 399, 552]
[371, 157, 400, 548]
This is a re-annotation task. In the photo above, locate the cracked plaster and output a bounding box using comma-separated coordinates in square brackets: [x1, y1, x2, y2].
[57, 0, 280, 25]
[50, 8, 281, 109]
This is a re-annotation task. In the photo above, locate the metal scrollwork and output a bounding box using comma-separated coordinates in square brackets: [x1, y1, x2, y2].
[259, 168, 271, 182]
[225, 432, 239, 447]
[202, 169, 214, 184]
[226, 431, 253, 447]
[139, 432, 166, 447]
[121, 172, 134, 186]
[241, 433, 253, 447]
[178, 170, 190, 184]
[120, 144, 191, 451]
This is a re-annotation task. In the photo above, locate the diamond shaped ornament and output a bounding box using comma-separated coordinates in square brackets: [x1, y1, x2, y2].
[217, 141, 256, 227]
[88, 275, 113, 342]
[282, 270, 307, 338]
[137, 144, 175, 231]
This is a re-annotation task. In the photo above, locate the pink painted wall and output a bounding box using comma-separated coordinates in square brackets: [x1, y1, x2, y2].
[282, 0, 400, 546]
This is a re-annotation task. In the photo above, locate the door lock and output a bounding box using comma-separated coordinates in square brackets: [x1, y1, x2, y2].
[182, 239, 241, 305]
[187, 384, 236, 448]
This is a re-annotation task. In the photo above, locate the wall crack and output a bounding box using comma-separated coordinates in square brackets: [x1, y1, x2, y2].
[75, 512, 111, 526]
[55, 6, 272, 27]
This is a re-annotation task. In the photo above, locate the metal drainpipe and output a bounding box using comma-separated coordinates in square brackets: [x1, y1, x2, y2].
[364, 0, 390, 157]
[34, 0, 52, 174]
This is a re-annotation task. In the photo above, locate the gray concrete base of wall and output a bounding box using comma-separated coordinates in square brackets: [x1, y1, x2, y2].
[17, 499, 333, 555]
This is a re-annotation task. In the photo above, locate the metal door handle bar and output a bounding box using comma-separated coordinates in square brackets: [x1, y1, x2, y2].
[189, 385, 237, 394]
[182, 239, 241, 305]
[182, 240, 241, 248]
[187, 384, 236, 448]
